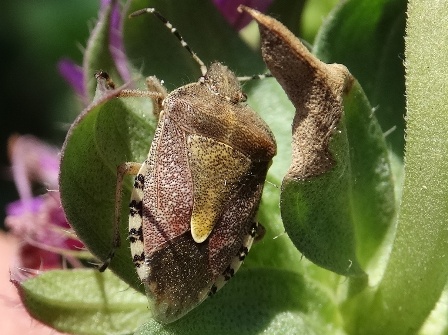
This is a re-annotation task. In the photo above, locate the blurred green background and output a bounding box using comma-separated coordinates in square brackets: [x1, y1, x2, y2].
[0, 0, 336, 229]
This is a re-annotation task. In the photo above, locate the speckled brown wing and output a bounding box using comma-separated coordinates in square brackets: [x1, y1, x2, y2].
[143, 133, 268, 323]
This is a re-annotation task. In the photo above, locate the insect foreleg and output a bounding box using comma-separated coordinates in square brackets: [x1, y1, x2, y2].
[145, 76, 168, 118]
[118, 76, 168, 119]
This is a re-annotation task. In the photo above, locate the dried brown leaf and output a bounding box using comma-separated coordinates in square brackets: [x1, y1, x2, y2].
[241, 6, 354, 179]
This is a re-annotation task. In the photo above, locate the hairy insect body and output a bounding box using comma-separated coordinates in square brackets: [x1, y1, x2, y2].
[129, 63, 276, 322]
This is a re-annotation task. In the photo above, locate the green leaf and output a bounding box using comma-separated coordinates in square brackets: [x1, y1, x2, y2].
[343, 82, 396, 267]
[134, 268, 345, 335]
[60, 88, 156, 292]
[350, 1, 448, 334]
[281, 81, 395, 275]
[18, 269, 148, 335]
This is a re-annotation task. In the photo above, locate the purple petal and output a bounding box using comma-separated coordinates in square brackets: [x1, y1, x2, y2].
[57, 59, 88, 103]
[19, 244, 62, 271]
[9, 135, 60, 201]
[5, 197, 45, 238]
[5, 139, 84, 273]
[100, 0, 111, 10]
[5, 193, 83, 271]
[213, 0, 273, 30]
[6, 198, 44, 217]
[109, 2, 132, 83]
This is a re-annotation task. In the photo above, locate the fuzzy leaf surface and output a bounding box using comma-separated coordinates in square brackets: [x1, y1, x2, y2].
[18, 269, 148, 335]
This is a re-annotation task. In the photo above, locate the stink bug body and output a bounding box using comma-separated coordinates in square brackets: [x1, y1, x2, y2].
[101, 8, 276, 323]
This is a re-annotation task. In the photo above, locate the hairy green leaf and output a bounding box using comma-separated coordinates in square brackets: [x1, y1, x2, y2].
[18, 269, 148, 335]
[60, 87, 156, 292]
[351, 1, 448, 334]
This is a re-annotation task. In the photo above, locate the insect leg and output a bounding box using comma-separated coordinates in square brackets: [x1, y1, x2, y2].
[254, 222, 266, 242]
[118, 77, 168, 119]
[99, 162, 142, 272]
[145, 76, 168, 118]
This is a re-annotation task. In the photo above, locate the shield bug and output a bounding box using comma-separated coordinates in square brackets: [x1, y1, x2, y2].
[100, 8, 276, 323]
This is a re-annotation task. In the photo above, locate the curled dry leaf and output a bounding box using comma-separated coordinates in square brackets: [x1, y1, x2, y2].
[240, 5, 354, 179]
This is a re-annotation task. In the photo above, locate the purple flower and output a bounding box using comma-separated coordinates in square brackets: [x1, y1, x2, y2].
[5, 135, 83, 278]
[213, 0, 273, 30]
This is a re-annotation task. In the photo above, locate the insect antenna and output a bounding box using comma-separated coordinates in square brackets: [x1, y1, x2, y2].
[237, 73, 273, 82]
[130, 8, 208, 76]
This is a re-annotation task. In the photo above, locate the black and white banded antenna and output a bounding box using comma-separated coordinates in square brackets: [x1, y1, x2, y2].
[130, 8, 208, 76]
[237, 73, 273, 81]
